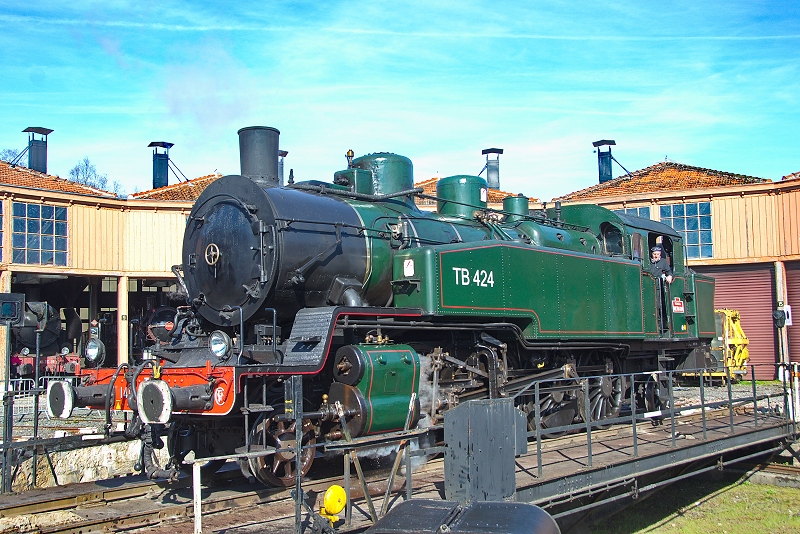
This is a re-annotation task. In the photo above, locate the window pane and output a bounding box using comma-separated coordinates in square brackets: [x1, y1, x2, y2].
[700, 216, 711, 230]
[639, 207, 650, 219]
[55, 222, 67, 236]
[12, 203, 25, 217]
[42, 236, 54, 250]
[12, 218, 25, 232]
[660, 205, 671, 218]
[41, 219, 54, 235]
[701, 245, 713, 258]
[41, 251, 54, 264]
[699, 202, 711, 215]
[27, 219, 39, 233]
[12, 234, 25, 247]
[686, 232, 699, 245]
[27, 250, 40, 264]
[55, 207, 67, 221]
[700, 230, 712, 244]
[55, 252, 67, 266]
[27, 204, 39, 218]
[41, 205, 54, 219]
[55, 237, 67, 251]
[672, 219, 686, 231]
[686, 203, 698, 216]
[27, 234, 40, 249]
[686, 245, 700, 259]
[673, 204, 685, 217]
[686, 217, 698, 231]
[13, 249, 25, 263]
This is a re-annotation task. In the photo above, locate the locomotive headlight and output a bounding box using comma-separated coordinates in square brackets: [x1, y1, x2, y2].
[84, 338, 106, 367]
[209, 331, 231, 359]
[60, 346, 70, 356]
[20, 347, 30, 356]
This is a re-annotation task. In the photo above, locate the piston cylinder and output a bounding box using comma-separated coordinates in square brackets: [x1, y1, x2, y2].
[328, 344, 420, 437]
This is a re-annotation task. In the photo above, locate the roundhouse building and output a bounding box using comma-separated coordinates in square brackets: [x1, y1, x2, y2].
[555, 162, 800, 379]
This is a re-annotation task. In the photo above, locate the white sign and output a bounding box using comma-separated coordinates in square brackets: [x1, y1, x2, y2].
[403, 259, 415, 277]
[783, 304, 793, 326]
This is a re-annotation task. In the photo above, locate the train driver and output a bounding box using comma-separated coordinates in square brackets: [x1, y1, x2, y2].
[649, 245, 673, 284]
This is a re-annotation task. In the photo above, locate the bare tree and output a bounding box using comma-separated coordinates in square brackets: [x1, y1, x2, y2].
[69, 157, 108, 190]
[0, 148, 20, 163]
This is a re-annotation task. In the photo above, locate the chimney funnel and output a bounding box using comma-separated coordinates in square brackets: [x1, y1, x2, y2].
[593, 140, 616, 184]
[148, 141, 174, 189]
[481, 148, 503, 190]
[23, 127, 53, 174]
[238, 126, 280, 188]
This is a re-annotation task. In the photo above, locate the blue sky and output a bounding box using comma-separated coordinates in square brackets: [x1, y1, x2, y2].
[1, 1, 798, 200]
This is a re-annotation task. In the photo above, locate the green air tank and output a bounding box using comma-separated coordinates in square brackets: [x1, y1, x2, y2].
[503, 194, 529, 222]
[437, 175, 488, 219]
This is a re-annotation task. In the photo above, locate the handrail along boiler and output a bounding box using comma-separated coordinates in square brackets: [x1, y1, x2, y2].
[48, 126, 716, 485]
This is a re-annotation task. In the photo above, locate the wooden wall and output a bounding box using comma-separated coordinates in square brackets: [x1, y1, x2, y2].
[0, 191, 190, 277]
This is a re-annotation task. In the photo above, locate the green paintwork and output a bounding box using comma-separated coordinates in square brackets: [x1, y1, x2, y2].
[334, 168, 374, 195]
[436, 175, 488, 218]
[351, 344, 420, 434]
[351, 153, 414, 196]
[334, 168, 714, 347]
[503, 195, 529, 222]
[394, 242, 646, 339]
[693, 273, 716, 337]
[513, 220, 601, 254]
[668, 277, 688, 336]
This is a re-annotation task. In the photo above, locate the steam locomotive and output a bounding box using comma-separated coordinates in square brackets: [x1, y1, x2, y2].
[48, 126, 716, 486]
[10, 303, 82, 378]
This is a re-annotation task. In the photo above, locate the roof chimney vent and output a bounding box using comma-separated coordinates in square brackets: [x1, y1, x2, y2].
[238, 126, 280, 188]
[23, 127, 53, 174]
[480, 148, 503, 190]
[148, 142, 174, 189]
[592, 140, 616, 183]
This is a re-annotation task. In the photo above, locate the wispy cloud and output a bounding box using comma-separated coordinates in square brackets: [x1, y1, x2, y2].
[3, 13, 800, 40]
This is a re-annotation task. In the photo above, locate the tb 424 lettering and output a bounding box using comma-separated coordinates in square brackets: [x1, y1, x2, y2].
[452, 267, 495, 287]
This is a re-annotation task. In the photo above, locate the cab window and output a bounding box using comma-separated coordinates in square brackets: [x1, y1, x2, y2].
[601, 223, 624, 255]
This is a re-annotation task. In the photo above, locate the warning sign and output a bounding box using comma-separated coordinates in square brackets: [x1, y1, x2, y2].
[671, 298, 685, 314]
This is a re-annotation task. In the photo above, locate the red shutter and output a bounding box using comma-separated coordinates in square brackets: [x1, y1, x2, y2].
[693, 265, 776, 380]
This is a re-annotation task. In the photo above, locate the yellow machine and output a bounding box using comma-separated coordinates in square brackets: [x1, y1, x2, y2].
[681, 308, 749, 383]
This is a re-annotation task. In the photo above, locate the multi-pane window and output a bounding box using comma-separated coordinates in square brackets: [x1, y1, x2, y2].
[615, 207, 651, 219]
[660, 202, 712, 259]
[12, 202, 68, 266]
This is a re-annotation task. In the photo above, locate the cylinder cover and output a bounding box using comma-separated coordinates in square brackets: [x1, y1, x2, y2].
[328, 344, 420, 437]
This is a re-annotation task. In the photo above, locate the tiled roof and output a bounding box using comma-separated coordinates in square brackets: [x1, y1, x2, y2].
[414, 176, 531, 204]
[131, 174, 532, 204]
[0, 160, 117, 198]
[555, 162, 771, 202]
[782, 171, 800, 181]
[130, 173, 222, 201]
